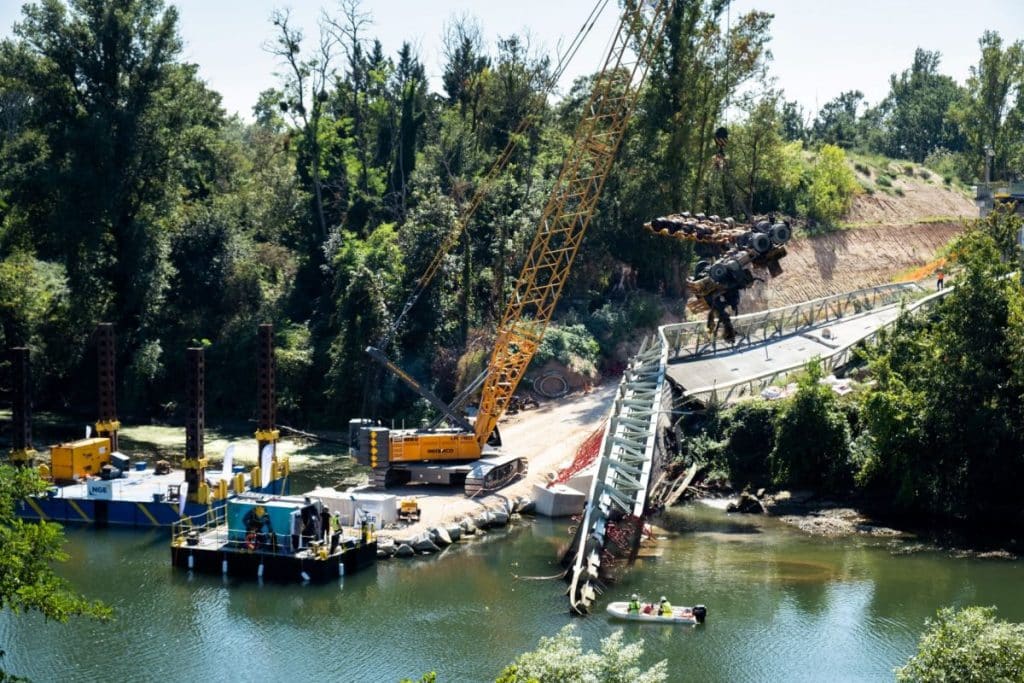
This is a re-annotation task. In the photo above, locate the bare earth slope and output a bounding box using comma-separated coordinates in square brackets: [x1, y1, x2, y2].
[744, 176, 975, 311]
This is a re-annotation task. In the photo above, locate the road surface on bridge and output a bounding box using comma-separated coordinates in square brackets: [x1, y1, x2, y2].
[666, 303, 905, 395]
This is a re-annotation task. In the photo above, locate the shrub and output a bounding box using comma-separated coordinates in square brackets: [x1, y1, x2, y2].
[903, 164, 915, 176]
[626, 292, 663, 329]
[497, 624, 667, 683]
[722, 400, 779, 488]
[769, 359, 852, 491]
[925, 147, 971, 184]
[532, 323, 601, 377]
[896, 606, 1024, 682]
[895, 187, 905, 197]
[584, 293, 663, 357]
[854, 162, 870, 176]
[804, 144, 858, 225]
[876, 175, 892, 188]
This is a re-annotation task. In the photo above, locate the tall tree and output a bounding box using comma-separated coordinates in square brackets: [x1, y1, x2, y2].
[0, 0, 225, 393]
[442, 15, 490, 116]
[388, 42, 427, 216]
[267, 8, 338, 244]
[811, 90, 864, 148]
[950, 31, 1024, 180]
[879, 48, 965, 161]
[1, 465, 110, 679]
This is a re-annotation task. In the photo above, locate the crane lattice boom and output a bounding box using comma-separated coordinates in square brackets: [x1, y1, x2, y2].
[473, 0, 674, 446]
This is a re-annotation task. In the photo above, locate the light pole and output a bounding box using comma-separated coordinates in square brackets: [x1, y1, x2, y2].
[985, 145, 995, 184]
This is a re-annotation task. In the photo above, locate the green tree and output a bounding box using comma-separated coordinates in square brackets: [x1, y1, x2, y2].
[879, 48, 966, 162]
[811, 90, 864, 148]
[496, 624, 667, 683]
[326, 224, 406, 416]
[722, 400, 779, 488]
[949, 31, 1024, 180]
[858, 221, 1024, 521]
[897, 606, 1024, 682]
[770, 359, 852, 491]
[804, 144, 858, 225]
[0, 0, 228, 407]
[0, 465, 110, 679]
[441, 16, 489, 114]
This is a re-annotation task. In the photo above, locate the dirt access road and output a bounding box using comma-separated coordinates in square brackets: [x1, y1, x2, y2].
[385, 383, 616, 538]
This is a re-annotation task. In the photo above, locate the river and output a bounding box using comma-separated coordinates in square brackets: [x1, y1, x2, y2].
[1, 497, 1021, 682]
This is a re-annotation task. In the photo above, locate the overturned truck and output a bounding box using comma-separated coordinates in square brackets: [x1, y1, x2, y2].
[645, 213, 792, 341]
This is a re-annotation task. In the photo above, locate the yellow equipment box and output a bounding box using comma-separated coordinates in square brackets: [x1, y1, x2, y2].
[50, 437, 112, 481]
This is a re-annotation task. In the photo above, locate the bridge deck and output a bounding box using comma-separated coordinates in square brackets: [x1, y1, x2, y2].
[666, 305, 903, 394]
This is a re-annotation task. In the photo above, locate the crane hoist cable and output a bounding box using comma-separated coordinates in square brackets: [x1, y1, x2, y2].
[376, 0, 612, 350]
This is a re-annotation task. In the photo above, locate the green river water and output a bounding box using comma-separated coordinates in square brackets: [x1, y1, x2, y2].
[1, 496, 1022, 682]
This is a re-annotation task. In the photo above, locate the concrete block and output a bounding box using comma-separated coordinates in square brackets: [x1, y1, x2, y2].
[533, 483, 586, 518]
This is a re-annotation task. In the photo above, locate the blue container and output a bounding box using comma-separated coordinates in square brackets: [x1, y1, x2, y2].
[232, 465, 246, 474]
[134, 462, 147, 472]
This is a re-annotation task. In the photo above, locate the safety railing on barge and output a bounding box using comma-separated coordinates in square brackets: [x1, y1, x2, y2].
[171, 505, 377, 557]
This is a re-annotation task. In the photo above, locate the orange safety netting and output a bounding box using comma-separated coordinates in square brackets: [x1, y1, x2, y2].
[897, 256, 950, 283]
[552, 421, 607, 486]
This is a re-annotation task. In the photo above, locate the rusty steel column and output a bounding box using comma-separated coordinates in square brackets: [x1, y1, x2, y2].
[95, 323, 120, 452]
[183, 348, 208, 504]
[9, 347, 35, 466]
[255, 324, 279, 462]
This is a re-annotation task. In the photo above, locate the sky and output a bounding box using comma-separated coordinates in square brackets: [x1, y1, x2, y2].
[2, 0, 1023, 122]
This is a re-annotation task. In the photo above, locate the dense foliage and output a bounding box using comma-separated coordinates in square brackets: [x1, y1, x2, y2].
[897, 606, 1024, 682]
[0, 0, 1018, 431]
[769, 360, 852, 492]
[495, 624, 666, 683]
[799, 37, 1024, 182]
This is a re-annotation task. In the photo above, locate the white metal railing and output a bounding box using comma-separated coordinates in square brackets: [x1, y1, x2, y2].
[661, 281, 923, 360]
[568, 330, 669, 613]
[679, 282, 961, 406]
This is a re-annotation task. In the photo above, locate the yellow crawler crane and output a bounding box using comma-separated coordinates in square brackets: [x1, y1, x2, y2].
[353, 0, 675, 495]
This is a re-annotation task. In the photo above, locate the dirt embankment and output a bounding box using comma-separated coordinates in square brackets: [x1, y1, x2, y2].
[742, 177, 976, 311]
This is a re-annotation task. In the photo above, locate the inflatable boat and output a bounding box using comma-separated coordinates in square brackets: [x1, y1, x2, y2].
[606, 601, 707, 624]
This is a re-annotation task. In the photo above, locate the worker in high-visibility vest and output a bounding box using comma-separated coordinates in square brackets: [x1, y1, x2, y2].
[628, 594, 641, 614]
[659, 596, 673, 617]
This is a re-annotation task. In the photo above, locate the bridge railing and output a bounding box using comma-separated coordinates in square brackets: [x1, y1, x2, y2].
[568, 330, 668, 614]
[681, 285, 953, 405]
[662, 282, 924, 360]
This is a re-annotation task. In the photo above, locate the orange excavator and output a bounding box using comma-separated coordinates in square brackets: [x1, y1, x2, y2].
[351, 0, 675, 495]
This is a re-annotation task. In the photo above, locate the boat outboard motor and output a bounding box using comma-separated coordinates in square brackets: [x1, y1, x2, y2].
[693, 605, 708, 623]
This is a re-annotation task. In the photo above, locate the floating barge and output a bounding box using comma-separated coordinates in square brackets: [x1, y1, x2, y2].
[11, 324, 290, 528]
[17, 456, 287, 527]
[171, 494, 377, 582]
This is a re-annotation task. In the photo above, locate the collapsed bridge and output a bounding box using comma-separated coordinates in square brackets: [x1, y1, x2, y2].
[565, 278, 952, 614]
